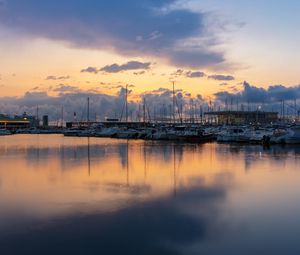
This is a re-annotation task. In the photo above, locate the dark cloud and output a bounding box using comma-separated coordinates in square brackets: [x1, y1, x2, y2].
[185, 71, 206, 78]
[267, 85, 299, 101]
[140, 87, 208, 120]
[0, 0, 228, 68]
[208, 74, 235, 81]
[104, 85, 123, 90]
[133, 71, 146, 75]
[171, 69, 185, 77]
[170, 49, 225, 69]
[81, 67, 98, 74]
[171, 69, 206, 78]
[99, 82, 123, 87]
[214, 81, 300, 104]
[228, 85, 239, 92]
[151, 87, 173, 94]
[52, 84, 82, 94]
[0, 84, 209, 122]
[0, 89, 137, 122]
[100, 61, 151, 73]
[46, 75, 70, 80]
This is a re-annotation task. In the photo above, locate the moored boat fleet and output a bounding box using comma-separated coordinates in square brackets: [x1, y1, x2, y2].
[62, 124, 300, 145]
[2, 124, 300, 145]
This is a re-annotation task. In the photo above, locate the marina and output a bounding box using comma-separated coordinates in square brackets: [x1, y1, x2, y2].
[2, 87, 300, 145]
[1, 0, 300, 254]
[2, 121, 300, 145]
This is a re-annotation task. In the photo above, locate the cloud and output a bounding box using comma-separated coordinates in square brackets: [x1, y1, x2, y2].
[0, 85, 212, 123]
[228, 85, 239, 92]
[267, 85, 299, 101]
[52, 84, 82, 94]
[208, 74, 235, 81]
[0, 0, 229, 68]
[81, 67, 98, 74]
[185, 71, 206, 78]
[151, 87, 173, 94]
[0, 89, 135, 122]
[100, 61, 151, 73]
[133, 71, 146, 75]
[46, 75, 70, 80]
[170, 69, 206, 79]
[214, 81, 300, 105]
[139, 87, 208, 120]
[171, 69, 185, 77]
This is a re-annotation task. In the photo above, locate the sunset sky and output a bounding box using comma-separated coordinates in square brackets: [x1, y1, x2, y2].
[0, 0, 299, 118]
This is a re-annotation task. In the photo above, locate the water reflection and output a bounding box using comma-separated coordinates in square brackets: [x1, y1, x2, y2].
[0, 135, 300, 254]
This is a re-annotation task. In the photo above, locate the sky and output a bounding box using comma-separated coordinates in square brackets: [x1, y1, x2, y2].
[0, 0, 299, 119]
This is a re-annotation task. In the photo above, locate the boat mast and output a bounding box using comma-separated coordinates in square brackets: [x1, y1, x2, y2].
[172, 81, 175, 124]
[61, 105, 64, 128]
[125, 85, 128, 122]
[143, 97, 146, 124]
[36, 105, 39, 127]
[87, 97, 90, 122]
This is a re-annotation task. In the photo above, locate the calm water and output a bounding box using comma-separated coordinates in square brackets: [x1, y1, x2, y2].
[1, 135, 300, 254]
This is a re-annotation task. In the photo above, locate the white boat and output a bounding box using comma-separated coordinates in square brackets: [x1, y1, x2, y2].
[113, 128, 139, 139]
[270, 127, 300, 144]
[77, 129, 95, 137]
[94, 127, 119, 137]
[217, 127, 249, 143]
[63, 128, 82, 136]
[152, 130, 169, 140]
[247, 128, 274, 143]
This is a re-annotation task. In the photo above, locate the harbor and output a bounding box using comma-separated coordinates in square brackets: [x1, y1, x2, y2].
[2, 87, 300, 145]
[1, 1, 300, 254]
[1, 110, 300, 145]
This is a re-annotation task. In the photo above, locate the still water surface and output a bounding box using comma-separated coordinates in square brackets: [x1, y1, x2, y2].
[1, 135, 300, 254]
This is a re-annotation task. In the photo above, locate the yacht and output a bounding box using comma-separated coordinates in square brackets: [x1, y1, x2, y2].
[217, 127, 249, 143]
[270, 127, 300, 144]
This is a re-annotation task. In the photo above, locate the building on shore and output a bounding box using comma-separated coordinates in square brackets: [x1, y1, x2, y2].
[0, 113, 38, 130]
[205, 111, 279, 125]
